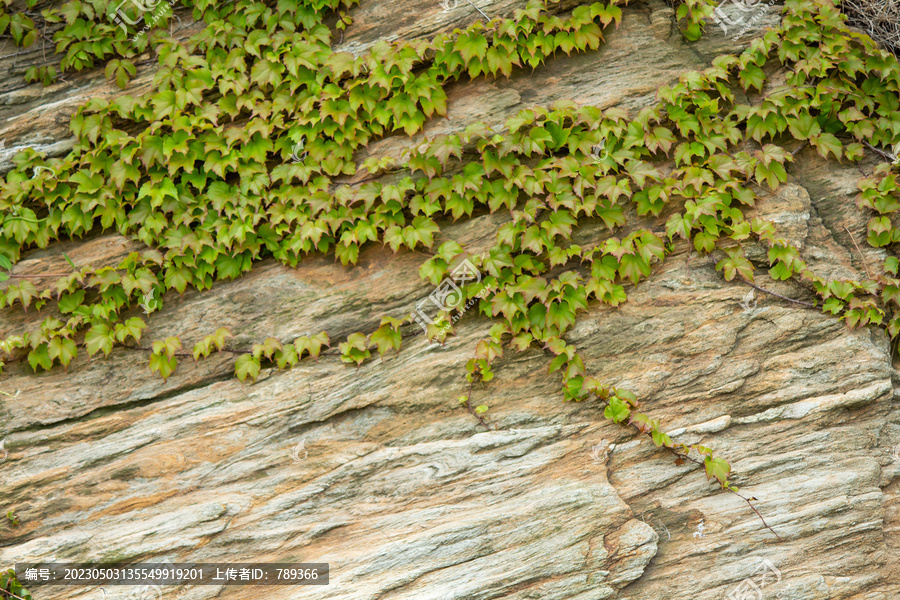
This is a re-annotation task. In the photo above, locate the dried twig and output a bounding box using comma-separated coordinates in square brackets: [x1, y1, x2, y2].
[862, 140, 895, 161]
[739, 279, 817, 308]
[840, 0, 900, 59]
[843, 226, 872, 279]
[463, 0, 490, 20]
[791, 141, 808, 156]
[57, 76, 86, 92]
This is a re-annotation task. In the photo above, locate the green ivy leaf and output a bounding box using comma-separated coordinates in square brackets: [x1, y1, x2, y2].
[603, 396, 631, 423]
[27, 343, 52, 372]
[85, 324, 114, 357]
[339, 332, 371, 366]
[370, 323, 402, 356]
[704, 455, 731, 486]
[58, 290, 85, 314]
[234, 353, 261, 382]
[47, 336, 77, 369]
[115, 318, 147, 344]
[150, 353, 177, 382]
[151, 336, 182, 357]
[651, 428, 672, 448]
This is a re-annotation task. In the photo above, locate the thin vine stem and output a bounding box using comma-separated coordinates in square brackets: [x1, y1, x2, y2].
[657, 445, 783, 542]
[0, 588, 30, 600]
[460, 375, 494, 430]
[598, 398, 784, 541]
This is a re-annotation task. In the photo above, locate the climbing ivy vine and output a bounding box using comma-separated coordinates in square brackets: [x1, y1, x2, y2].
[2, 0, 900, 557]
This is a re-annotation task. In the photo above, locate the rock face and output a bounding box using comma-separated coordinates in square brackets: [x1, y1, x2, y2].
[1, 1, 899, 600]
